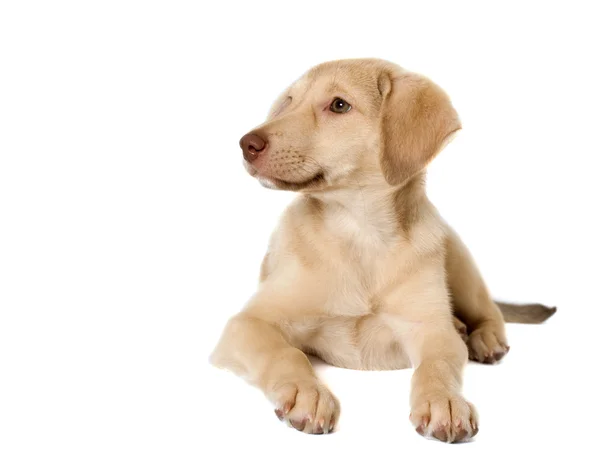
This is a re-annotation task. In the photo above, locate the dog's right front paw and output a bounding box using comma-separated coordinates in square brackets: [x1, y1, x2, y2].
[269, 380, 340, 434]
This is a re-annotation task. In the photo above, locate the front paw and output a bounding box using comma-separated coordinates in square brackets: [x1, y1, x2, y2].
[269, 380, 340, 434]
[410, 393, 479, 443]
[468, 321, 509, 364]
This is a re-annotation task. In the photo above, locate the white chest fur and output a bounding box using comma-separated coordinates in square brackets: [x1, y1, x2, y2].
[271, 188, 443, 371]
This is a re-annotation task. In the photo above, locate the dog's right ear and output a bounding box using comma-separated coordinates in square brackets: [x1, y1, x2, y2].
[378, 71, 461, 186]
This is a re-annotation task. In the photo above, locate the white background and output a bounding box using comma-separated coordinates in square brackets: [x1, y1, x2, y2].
[1, 1, 599, 466]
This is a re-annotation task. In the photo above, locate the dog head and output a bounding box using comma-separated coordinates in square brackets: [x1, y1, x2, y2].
[240, 59, 460, 192]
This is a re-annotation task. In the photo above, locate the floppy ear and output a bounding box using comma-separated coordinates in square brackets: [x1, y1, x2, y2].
[378, 72, 461, 185]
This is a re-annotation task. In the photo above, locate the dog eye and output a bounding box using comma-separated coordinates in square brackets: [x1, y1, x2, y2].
[329, 98, 352, 114]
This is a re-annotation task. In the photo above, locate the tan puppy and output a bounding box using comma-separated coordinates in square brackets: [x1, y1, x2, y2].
[210, 59, 555, 442]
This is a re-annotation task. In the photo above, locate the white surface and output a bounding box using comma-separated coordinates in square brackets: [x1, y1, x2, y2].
[1, 1, 598, 466]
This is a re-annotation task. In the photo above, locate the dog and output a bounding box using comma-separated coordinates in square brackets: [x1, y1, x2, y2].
[210, 58, 555, 442]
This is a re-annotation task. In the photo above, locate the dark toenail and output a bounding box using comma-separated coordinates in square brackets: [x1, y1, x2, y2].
[290, 419, 306, 431]
[455, 428, 469, 442]
[433, 428, 448, 442]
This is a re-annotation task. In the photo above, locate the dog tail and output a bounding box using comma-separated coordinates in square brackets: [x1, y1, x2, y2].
[495, 301, 557, 324]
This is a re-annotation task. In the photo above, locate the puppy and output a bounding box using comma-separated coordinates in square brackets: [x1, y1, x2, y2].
[210, 58, 555, 442]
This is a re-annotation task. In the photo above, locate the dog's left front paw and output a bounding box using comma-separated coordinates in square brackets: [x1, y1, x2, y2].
[410, 394, 479, 443]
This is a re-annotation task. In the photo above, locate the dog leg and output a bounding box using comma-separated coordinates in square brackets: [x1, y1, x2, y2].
[210, 298, 339, 434]
[383, 262, 478, 442]
[445, 226, 509, 363]
[408, 328, 478, 443]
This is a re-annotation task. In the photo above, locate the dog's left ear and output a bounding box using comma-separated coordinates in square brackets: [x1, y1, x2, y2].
[378, 71, 461, 186]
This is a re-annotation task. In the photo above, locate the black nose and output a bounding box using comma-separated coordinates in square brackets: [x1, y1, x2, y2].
[239, 133, 267, 162]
